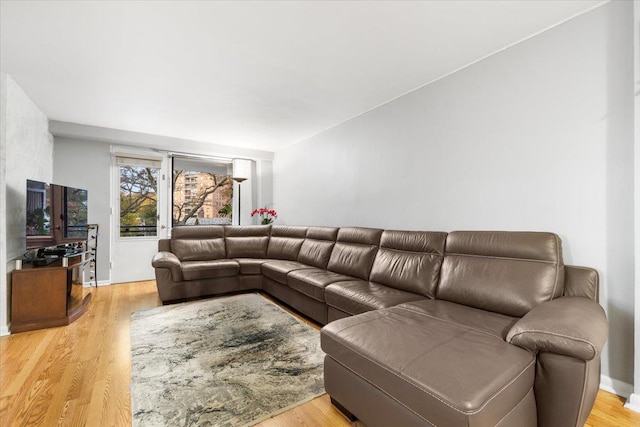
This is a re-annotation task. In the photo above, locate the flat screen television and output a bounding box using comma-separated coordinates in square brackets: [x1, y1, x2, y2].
[26, 179, 88, 249]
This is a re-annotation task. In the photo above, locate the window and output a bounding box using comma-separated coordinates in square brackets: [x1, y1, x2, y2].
[117, 156, 160, 237]
[172, 158, 233, 226]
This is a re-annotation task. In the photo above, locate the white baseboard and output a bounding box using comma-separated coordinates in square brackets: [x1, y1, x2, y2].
[83, 279, 111, 287]
[0, 324, 10, 336]
[600, 374, 633, 398]
[624, 393, 640, 413]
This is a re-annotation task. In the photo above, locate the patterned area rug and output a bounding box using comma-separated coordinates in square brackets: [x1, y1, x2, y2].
[130, 293, 325, 426]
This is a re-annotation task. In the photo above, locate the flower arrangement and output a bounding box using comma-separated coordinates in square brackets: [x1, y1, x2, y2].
[251, 207, 278, 225]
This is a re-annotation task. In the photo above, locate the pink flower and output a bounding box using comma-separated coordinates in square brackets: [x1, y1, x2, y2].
[250, 206, 278, 220]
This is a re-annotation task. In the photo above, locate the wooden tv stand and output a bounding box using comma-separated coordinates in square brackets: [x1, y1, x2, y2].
[11, 253, 92, 333]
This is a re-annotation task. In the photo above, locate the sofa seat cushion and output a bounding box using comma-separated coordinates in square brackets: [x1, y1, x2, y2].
[261, 260, 313, 284]
[181, 260, 240, 281]
[398, 299, 519, 340]
[321, 307, 536, 426]
[234, 258, 270, 275]
[325, 280, 426, 315]
[287, 268, 356, 302]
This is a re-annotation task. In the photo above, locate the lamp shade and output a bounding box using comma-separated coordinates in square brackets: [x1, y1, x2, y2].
[232, 158, 251, 182]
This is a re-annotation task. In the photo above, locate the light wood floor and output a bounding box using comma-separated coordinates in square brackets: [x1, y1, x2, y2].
[1, 281, 638, 427]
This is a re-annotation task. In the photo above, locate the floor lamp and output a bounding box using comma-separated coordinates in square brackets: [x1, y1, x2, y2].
[232, 159, 250, 225]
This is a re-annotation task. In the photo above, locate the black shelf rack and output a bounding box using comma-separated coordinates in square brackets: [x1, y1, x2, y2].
[86, 224, 99, 287]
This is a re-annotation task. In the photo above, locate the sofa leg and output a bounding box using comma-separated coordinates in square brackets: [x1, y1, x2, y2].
[330, 396, 357, 422]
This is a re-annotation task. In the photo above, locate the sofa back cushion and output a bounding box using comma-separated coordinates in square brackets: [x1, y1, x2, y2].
[563, 265, 599, 302]
[297, 227, 339, 268]
[224, 225, 271, 258]
[437, 231, 565, 317]
[170, 226, 226, 261]
[370, 230, 447, 298]
[327, 227, 383, 280]
[158, 238, 171, 252]
[267, 225, 308, 260]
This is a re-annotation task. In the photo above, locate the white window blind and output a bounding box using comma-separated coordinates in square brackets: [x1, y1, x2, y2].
[115, 155, 162, 169]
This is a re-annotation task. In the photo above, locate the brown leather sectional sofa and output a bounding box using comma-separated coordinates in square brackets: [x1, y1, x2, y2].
[152, 225, 608, 427]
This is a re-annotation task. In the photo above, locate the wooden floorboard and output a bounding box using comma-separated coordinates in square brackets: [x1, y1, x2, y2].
[0, 281, 638, 426]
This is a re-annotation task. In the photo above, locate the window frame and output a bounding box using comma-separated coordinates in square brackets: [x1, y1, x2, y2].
[114, 153, 163, 241]
[170, 155, 234, 228]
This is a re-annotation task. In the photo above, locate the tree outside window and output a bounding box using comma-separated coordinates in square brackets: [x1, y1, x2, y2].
[120, 166, 158, 237]
[172, 170, 233, 226]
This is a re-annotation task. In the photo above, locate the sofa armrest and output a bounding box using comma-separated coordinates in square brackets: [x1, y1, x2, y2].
[506, 296, 608, 361]
[152, 251, 183, 282]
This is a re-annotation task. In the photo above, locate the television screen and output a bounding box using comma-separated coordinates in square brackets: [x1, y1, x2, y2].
[26, 179, 52, 239]
[26, 180, 89, 250]
[63, 186, 88, 240]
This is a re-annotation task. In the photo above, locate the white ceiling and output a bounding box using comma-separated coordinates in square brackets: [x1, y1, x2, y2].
[0, 0, 605, 152]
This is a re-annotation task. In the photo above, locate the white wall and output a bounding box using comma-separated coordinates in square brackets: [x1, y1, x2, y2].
[274, 0, 635, 387]
[53, 138, 112, 284]
[0, 74, 54, 335]
[256, 159, 274, 220]
[628, 0, 640, 413]
[0, 75, 7, 336]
